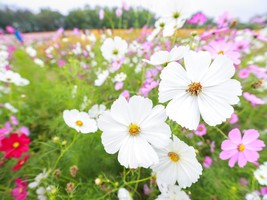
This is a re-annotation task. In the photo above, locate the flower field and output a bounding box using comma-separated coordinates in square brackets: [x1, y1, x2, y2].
[0, 4, 267, 200]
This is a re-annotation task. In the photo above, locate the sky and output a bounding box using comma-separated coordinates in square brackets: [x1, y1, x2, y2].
[0, 0, 267, 22]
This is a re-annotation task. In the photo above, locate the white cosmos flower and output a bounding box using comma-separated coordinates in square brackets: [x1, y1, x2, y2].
[4, 103, 18, 113]
[245, 192, 261, 200]
[158, 50, 242, 130]
[0, 70, 21, 84]
[254, 162, 267, 185]
[118, 188, 132, 200]
[101, 36, 128, 61]
[34, 58, 45, 67]
[143, 45, 189, 66]
[63, 109, 97, 134]
[147, 18, 169, 41]
[26, 46, 37, 57]
[152, 136, 202, 188]
[161, 0, 190, 37]
[94, 70, 109, 86]
[88, 104, 106, 119]
[156, 184, 190, 200]
[98, 95, 171, 168]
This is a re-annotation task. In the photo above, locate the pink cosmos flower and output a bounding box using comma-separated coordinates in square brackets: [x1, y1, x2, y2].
[99, 9, 105, 20]
[243, 92, 265, 107]
[238, 69, 250, 79]
[203, 156, 212, 168]
[220, 128, 265, 168]
[203, 40, 241, 65]
[216, 12, 234, 28]
[11, 178, 28, 200]
[229, 113, 239, 124]
[115, 8, 122, 17]
[115, 82, 124, 91]
[6, 25, 15, 34]
[194, 124, 207, 136]
[120, 90, 130, 100]
[10, 116, 19, 126]
[187, 12, 207, 25]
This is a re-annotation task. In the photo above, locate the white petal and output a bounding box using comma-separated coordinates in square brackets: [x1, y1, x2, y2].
[184, 50, 211, 82]
[169, 45, 190, 62]
[202, 79, 242, 105]
[143, 51, 169, 65]
[101, 130, 128, 154]
[118, 136, 159, 168]
[128, 96, 152, 124]
[110, 96, 131, 126]
[198, 92, 234, 126]
[159, 62, 190, 103]
[166, 94, 200, 130]
[201, 55, 235, 86]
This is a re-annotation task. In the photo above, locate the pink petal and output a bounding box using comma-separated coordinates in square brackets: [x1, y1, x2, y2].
[228, 153, 239, 167]
[221, 140, 237, 150]
[220, 149, 238, 160]
[243, 150, 259, 162]
[237, 152, 247, 167]
[228, 128, 242, 144]
[245, 140, 265, 151]
[242, 129, 259, 145]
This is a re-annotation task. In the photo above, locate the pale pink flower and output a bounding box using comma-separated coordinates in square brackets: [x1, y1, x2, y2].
[243, 92, 265, 107]
[115, 82, 124, 91]
[116, 8, 123, 17]
[203, 156, 212, 168]
[203, 40, 241, 65]
[99, 9, 105, 20]
[220, 128, 265, 168]
[194, 124, 207, 136]
[120, 90, 130, 100]
[238, 69, 250, 79]
[6, 25, 15, 34]
[229, 113, 239, 124]
[216, 12, 234, 28]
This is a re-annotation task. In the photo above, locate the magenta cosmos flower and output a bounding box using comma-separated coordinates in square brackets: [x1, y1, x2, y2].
[203, 40, 241, 65]
[220, 128, 265, 168]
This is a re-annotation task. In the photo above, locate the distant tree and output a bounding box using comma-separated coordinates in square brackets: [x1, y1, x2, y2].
[35, 9, 64, 31]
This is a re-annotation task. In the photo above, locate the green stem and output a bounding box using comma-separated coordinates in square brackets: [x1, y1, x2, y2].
[52, 132, 77, 171]
[214, 126, 228, 139]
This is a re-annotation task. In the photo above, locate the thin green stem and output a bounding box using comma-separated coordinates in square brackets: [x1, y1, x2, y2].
[52, 132, 78, 171]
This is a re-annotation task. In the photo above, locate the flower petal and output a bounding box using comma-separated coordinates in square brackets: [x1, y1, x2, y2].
[243, 150, 259, 162]
[159, 62, 190, 103]
[201, 55, 235, 86]
[198, 92, 234, 126]
[228, 128, 242, 144]
[237, 152, 247, 167]
[242, 129, 259, 145]
[118, 136, 159, 168]
[166, 94, 200, 130]
[184, 50, 211, 82]
[202, 79, 242, 105]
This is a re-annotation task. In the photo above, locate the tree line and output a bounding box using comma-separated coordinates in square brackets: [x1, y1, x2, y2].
[0, 5, 156, 32]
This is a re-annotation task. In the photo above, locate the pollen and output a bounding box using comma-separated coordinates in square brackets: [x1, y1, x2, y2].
[168, 152, 180, 162]
[186, 82, 202, 96]
[128, 123, 140, 136]
[218, 50, 224, 55]
[75, 120, 83, 126]
[238, 144, 245, 152]
[13, 142, 20, 148]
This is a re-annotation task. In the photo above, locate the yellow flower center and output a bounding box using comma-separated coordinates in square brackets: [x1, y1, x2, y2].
[112, 49, 119, 55]
[128, 123, 140, 136]
[186, 82, 202, 96]
[75, 120, 83, 126]
[19, 188, 23, 193]
[19, 160, 25, 166]
[238, 144, 245, 152]
[173, 12, 180, 19]
[218, 50, 224, 55]
[168, 152, 180, 162]
[13, 142, 20, 148]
